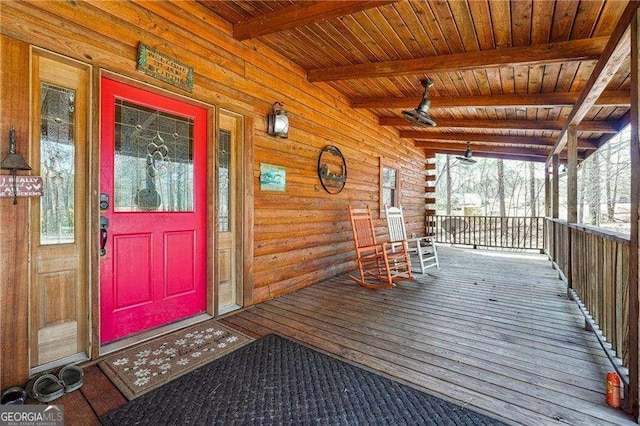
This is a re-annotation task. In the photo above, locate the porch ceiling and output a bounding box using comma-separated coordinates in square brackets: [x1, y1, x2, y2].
[198, 0, 637, 163]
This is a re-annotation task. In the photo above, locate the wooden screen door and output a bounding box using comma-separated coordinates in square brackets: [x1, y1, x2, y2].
[100, 77, 207, 344]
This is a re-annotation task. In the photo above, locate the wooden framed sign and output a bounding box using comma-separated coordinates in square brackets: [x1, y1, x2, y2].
[137, 42, 194, 92]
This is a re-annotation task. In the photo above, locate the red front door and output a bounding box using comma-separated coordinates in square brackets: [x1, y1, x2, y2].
[100, 77, 207, 344]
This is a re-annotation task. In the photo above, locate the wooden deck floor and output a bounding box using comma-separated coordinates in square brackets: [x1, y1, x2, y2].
[54, 246, 634, 425]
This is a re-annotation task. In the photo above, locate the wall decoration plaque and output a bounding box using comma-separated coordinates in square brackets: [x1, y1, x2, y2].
[0, 175, 43, 198]
[260, 163, 286, 192]
[317, 146, 347, 194]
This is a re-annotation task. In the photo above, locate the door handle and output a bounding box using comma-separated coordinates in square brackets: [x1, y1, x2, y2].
[100, 216, 109, 256]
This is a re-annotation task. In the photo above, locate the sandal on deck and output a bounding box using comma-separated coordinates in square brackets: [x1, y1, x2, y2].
[58, 364, 83, 393]
[26, 374, 64, 403]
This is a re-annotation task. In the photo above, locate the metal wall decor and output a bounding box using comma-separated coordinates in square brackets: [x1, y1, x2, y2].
[317, 145, 347, 194]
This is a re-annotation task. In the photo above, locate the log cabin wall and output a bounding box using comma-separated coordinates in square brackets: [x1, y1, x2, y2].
[0, 1, 431, 389]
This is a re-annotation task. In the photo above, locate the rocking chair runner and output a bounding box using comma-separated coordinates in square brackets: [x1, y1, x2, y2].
[385, 205, 440, 273]
[347, 205, 413, 289]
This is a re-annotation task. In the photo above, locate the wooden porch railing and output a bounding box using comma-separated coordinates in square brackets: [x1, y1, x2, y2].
[429, 215, 545, 251]
[546, 219, 631, 391]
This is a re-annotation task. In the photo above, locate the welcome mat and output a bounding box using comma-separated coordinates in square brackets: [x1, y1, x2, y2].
[98, 320, 253, 400]
[102, 334, 507, 425]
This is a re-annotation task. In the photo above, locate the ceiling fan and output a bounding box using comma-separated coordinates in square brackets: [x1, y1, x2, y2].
[456, 142, 477, 164]
[402, 79, 436, 127]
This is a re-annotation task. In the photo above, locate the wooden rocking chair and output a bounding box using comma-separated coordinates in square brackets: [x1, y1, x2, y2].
[385, 205, 440, 274]
[347, 205, 413, 289]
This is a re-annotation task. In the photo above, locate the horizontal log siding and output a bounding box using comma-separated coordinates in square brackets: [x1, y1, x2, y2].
[0, 1, 430, 388]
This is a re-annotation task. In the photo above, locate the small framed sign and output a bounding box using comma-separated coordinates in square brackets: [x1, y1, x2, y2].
[0, 175, 43, 198]
[137, 42, 194, 92]
[260, 163, 286, 192]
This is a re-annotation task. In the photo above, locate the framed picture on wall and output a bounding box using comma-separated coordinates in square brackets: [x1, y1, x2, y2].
[260, 163, 286, 192]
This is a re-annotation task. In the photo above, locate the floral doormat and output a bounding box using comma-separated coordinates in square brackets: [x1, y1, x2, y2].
[98, 320, 253, 400]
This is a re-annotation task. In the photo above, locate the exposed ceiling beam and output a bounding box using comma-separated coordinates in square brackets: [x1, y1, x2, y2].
[422, 150, 553, 163]
[400, 131, 599, 149]
[232, 1, 398, 40]
[308, 37, 607, 81]
[351, 91, 630, 109]
[419, 144, 584, 163]
[379, 117, 620, 133]
[550, 1, 638, 157]
[415, 141, 551, 157]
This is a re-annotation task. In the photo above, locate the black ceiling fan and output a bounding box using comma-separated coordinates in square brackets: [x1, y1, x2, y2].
[456, 142, 477, 164]
[402, 79, 436, 127]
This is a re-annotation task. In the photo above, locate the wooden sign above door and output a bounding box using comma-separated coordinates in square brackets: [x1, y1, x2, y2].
[136, 42, 194, 92]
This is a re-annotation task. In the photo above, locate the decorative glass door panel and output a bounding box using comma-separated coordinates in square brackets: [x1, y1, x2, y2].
[114, 100, 194, 212]
[100, 77, 207, 344]
[40, 83, 76, 245]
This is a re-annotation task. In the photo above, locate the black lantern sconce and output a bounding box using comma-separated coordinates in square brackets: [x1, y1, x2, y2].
[1, 126, 32, 204]
[267, 101, 289, 138]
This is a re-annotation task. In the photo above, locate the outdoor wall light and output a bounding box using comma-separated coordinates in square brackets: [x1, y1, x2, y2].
[267, 101, 289, 138]
[1, 126, 32, 204]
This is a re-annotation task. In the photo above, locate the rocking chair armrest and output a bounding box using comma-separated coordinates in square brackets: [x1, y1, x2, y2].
[356, 243, 385, 253]
[405, 236, 434, 244]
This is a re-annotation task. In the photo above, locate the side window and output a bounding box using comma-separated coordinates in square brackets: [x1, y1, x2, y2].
[380, 158, 400, 216]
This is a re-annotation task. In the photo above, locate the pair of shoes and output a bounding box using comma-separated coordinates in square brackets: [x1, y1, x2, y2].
[1, 386, 27, 405]
[25, 364, 84, 403]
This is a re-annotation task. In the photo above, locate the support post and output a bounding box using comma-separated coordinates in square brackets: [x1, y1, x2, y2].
[544, 162, 551, 218]
[567, 125, 578, 224]
[628, 6, 639, 422]
[552, 155, 559, 219]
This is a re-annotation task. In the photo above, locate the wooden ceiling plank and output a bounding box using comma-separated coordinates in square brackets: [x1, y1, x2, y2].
[406, 1, 451, 56]
[308, 36, 608, 81]
[550, 1, 638, 156]
[468, 0, 494, 50]
[489, 0, 512, 48]
[428, 0, 465, 53]
[448, 0, 480, 52]
[382, 3, 427, 58]
[350, 90, 630, 108]
[571, 0, 605, 39]
[530, 0, 553, 43]
[232, 0, 399, 40]
[378, 117, 618, 133]
[549, 0, 579, 42]
[511, 0, 533, 46]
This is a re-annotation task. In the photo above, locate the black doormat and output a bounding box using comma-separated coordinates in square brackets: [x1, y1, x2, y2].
[101, 334, 507, 425]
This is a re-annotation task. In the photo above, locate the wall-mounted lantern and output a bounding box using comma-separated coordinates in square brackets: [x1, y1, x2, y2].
[267, 101, 289, 138]
[1, 126, 33, 204]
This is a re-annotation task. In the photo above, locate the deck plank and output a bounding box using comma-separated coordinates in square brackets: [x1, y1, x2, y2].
[50, 246, 634, 425]
[229, 246, 635, 425]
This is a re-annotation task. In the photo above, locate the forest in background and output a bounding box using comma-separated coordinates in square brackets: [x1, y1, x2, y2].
[435, 125, 632, 236]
